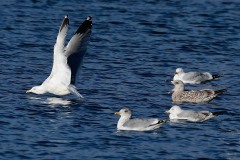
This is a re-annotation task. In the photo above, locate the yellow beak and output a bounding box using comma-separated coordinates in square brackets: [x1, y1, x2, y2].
[114, 112, 120, 115]
[26, 90, 32, 93]
[165, 110, 170, 114]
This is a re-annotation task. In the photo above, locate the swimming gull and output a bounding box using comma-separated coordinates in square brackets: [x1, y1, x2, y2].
[171, 80, 225, 103]
[115, 108, 165, 131]
[26, 16, 92, 98]
[165, 105, 221, 122]
[173, 68, 220, 84]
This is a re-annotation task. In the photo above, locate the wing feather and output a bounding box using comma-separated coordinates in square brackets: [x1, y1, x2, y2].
[65, 16, 92, 84]
[43, 16, 69, 85]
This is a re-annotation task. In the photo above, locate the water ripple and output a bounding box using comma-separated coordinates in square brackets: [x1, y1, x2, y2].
[0, 0, 240, 159]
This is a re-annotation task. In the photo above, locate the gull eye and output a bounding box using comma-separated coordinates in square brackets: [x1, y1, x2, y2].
[124, 110, 128, 113]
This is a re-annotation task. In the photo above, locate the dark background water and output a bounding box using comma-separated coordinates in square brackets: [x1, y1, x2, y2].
[0, 0, 239, 159]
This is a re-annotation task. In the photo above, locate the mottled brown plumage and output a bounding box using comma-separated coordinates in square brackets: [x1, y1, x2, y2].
[171, 80, 225, 103]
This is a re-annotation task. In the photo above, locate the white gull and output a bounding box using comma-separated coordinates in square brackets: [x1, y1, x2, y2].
[173, 68, 220, 84]
[115, 108, 165, 131]
[165, 105, 221, 122]
[27, 16, 92, 98]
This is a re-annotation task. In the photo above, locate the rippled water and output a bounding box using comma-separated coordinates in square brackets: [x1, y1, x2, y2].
[0, 0, 240, 159]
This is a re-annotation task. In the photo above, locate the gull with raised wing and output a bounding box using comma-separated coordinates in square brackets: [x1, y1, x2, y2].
[165, 105, 221, 122]
[115, 108, 165, 131]
[27, 16, 92, 98]
[173, 68, 220, 84]
[171, 80, 225, 103]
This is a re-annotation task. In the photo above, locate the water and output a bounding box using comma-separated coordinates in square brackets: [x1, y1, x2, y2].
[0, 0, 239, 159]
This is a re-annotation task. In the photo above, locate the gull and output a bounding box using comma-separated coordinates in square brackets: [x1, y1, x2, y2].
[171, 80, 225, 103]
[165, 105, 221, 122]
[115, 108, 165, 131]
[26, 16, 92, 98]
[173, 68, 220, 84]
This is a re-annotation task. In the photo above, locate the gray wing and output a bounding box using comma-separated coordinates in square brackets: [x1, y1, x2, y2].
[178, 110, 208, 122]
[65, 16, 92, 85]
[123, 118, 160, 129]
[183, 72, 211, 82]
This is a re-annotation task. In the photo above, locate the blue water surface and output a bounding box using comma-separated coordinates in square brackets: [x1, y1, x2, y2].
[0, 0, 239, 159]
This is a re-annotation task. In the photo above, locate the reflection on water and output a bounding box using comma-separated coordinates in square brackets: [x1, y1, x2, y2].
[44, 97, 72, 106]
[27, 96, 72, 107]
[1, 0, 240, 159]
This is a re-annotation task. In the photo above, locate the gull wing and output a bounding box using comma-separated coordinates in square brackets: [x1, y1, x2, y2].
[123, 118, 160, 129]
[182, 72, 211, 83]
[43, 16, 69, 85]
[177, 110, 203, 122]
[54, 15, 69, 54]
[182, 90, 214, 100]
[65, 16, 92, 85]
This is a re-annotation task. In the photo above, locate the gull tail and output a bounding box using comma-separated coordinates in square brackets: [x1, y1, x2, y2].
[68, 84, 84, 99]
[158, 119, 167, 124]
[212, 74, 221, 79]
[148, 119, 166, 128]
[212, 111, 226, 116]
[152, 119, 167, 126]
[214, 89, 226, 96]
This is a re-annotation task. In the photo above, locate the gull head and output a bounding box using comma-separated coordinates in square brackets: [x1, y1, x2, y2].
[171, 80, 185, 92]
[115, 108, 132, 119]
[173, 68, 184, 81]
[175, 68, 184, 75]
[165, 105, 182, 114]
[26, 86, 47, 94]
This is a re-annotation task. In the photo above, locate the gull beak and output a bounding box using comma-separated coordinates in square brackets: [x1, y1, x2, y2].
[114, 112, 120, 115]
[165, 110, 170, 114]
[171, 81, 174, 84]
[26, 90, 32, 93]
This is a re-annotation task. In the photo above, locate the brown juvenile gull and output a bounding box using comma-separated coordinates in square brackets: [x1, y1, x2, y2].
[165, 105, 221, 122]
[171, 80, 225, 103]
[115, 108, 166, 131]
[173, 68, 220, 84]
[26, 16, 92, 98]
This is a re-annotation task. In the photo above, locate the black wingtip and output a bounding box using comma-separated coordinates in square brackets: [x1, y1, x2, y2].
[86, 16, 92, 21]
[59, 15, 69, 32]
[75, 16, 92, 34]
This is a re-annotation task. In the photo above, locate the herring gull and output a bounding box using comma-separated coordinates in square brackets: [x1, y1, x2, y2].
[173, 68, 220, 84]
[115, 108, 165, 131]
[171, 80, 225, 103]
[165, 105, 221, 122]
[26, 16, 92, 98]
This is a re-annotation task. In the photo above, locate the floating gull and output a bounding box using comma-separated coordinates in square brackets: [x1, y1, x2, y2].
[115, 108, 165, 131]
[27, 16, 92, 98]
[165, 105, 221, 122]
[171, 80, 225, 103]
[173, 68, 220, 84]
